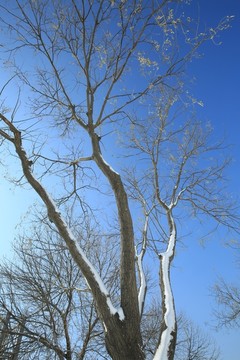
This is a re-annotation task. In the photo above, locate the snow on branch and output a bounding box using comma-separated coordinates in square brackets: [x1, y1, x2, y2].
[0, 113, 124, 322]
[136, 211, 149, 317]
[154, 210, 177, 360]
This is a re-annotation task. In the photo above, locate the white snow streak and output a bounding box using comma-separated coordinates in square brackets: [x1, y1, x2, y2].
[47, 191, 125, 321]
[116, 305, 125, 321]
[137, 212, 148, 316]
[98, 154, 120, 175]
[102, 321, 107, 332]
[153, 212, 176, 360]
[74, 233, 125, 320]
[137, 253, 146, 315]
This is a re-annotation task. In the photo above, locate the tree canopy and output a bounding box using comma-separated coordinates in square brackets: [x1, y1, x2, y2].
[0, 1, 238, 359]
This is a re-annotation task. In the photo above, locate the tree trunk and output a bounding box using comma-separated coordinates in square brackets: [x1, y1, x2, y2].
[105, 317, 144, 360]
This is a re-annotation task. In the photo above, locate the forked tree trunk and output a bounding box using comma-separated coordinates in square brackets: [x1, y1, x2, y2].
[104, 317, 144, 360]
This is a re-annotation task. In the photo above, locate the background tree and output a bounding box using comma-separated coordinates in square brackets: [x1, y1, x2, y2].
[212, 241, 240, 329]
[0, 1, 237, 359]
[0, 214, 115, 359]
[0, 310, 25, 359]
[0, 218, 220, 360]
[212, 275, 240, 329]
[175, 314, 220, 360]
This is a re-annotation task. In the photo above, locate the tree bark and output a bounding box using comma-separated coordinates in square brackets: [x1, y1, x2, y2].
[90, 130, 144, 357]
[104, 316, 145, 360]
[154, 209, 177, 360]
[0, 113, 144, 360]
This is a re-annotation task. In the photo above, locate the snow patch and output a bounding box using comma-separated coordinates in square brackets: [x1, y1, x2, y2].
[117, 307, 125, 321]
[103, 321, 107, 332]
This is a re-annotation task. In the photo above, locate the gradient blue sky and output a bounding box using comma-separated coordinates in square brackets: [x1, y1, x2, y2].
[0, 1, 240, 359]
[172, 1, 240, 359]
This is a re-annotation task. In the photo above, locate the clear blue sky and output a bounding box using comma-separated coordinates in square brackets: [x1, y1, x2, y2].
[172, 1, 240, 359]
[0, 1, 240, 359]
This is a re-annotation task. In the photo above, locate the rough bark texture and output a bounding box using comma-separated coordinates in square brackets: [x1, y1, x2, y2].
[154, 206, 177, 360]
[90, 130, 144, 357]
[0, 113, 144, 360]
[105, 316, 145, 360]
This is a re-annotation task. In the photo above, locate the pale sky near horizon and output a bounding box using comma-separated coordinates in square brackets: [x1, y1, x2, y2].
[0, 1, 240, 359]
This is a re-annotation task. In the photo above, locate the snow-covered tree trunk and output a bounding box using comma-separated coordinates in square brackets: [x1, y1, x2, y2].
[0, 113, 145, 360]
[0, 2, 237, 359]
[154, 209, 177, 360]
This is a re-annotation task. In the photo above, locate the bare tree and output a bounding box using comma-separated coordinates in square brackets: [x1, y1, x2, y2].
[123, 87, 240, 358]
[212, 276, 240, 329]
[0, 220, 220, 360]
[0, 215, 118, 359]
[0, 1, 237, 359]
[212, 244, 240, 329]
[0, 311, 27, 360]
[175, 314, 220, 360]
